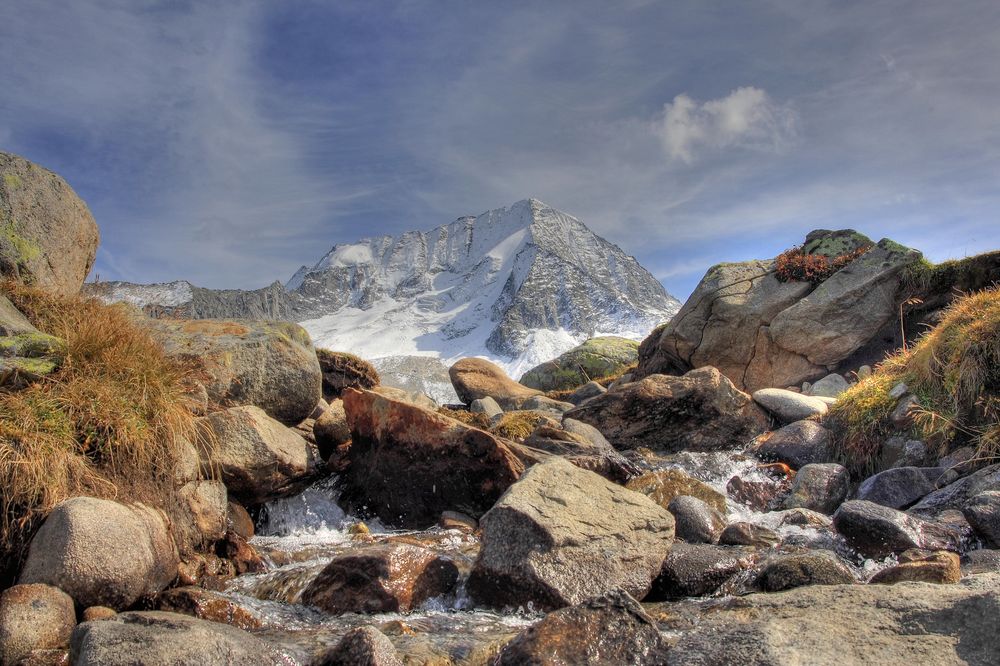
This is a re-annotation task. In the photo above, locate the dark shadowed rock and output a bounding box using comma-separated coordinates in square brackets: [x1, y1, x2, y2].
[856, 467, 944, 509]
[495, 590, 668, 666]
[19, 498, 179, 610]
[149, 318, 322, 425]
[755, 551, 855, 592]
[963, 491, 1000, 547]
[720, 522, 781, 548]
[301, 543, 458, 615]
[317, 626, 402, 666]
[962, 549, 1000, 575]
[69, 611, 285, 666]
[156, 587, 262, 632]
[520, 422, 639, 483]
[626, 468, 728, 513]
[669, 495, 726, 544]
[0, 584, 76, 666]
[781, 463, 850, 514]
[910, 464, 1000, 515]
[341, 388, 525, 527]
[198, 405, 319, 505]
[313, 398, 351, 461]
[751, 420, 832, 470]
[0, 151, 100, 296]
[833, 500, 965, 558]
[565, 380, 607, 405]
[565, 367, 769, 452]
[651, 543, 758, 598]
[316, 349, 380, 399]
[468, 458, 674, 610]
[449, 357, 542, 409]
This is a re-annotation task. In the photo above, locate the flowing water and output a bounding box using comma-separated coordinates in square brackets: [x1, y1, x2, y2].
[213, 450, 907, 664]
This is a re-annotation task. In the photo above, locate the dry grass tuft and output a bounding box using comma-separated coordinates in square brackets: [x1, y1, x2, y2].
[0, 281, 199, 577]
[546, 363, 637, 401]
[437, 407, 491, 430]
[830, 286, 1000, 474]
[490, 410, 551, 441]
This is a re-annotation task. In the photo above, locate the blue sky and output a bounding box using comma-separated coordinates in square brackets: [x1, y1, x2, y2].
[2, 1, 999, 300]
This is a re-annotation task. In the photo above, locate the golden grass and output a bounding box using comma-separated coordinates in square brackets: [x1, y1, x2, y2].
[0, 282, 199, 576]
[830, 286, 1000, 474]
[546, 363, 637, 401]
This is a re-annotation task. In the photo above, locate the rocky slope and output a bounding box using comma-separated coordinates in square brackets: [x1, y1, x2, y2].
[86, 199, 680, 380]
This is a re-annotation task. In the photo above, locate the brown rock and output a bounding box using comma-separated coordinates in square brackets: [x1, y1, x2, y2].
[448, 357, 542, 409]
[341, 388, 525, 527]
[219, 533, 266, 575]
[756, 551, 856, 591]
[317, 626, 402, 666]
[316, 349, 380, 399]
[0, 151, 100, 296]
[626, 468, 728, 513]
[438, 511, 478, 533]
[869, 550, 961, 585]
[495, 590, 668, 666]
[157, 587, 262, 631]
[300, 543, 459, 614]
[81, 607, 116, 623]
[174, 480, 228, 551]
[0, 584, 76, 665]
[565, 367, 770, 452]
[226, 501, 254, 541]
[313, 398, 351, 461]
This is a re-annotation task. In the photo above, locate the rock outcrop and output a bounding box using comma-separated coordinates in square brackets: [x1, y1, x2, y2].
[148, 318, 322, 425]
[0, 151, 100, 296]
[636, 230, 922, 392]
[519, 336, 639, 391]
[468, 458, 674, 610]
[341, 388, 525, 527]
[565, 367, 769, 452]
[19, 497, 179, 610]
[449, 357, 543, 409]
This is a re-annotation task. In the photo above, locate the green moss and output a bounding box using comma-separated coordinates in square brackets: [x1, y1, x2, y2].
[0, 332, 67, 360]
[0, 221, 41, 265]
[2, 174, 21, 190]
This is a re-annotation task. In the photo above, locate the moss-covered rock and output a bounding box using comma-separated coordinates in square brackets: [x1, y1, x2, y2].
[519, 336, 639, 392]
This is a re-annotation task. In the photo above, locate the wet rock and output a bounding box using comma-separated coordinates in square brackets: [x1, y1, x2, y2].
[833, 500, 964, 558]
[69, 611, 285, 666]
[781, 463, 850, 514]
[963, 491, 1000, 547]
[751, 420, 833, 470]
[19, 497, 179, 610]
[0, 151, 99, 296]
[752, 388, 828, 423]
[807, 373, 850, 398]
[727, 475, 788, 512]
[449, 357, 542, 409]
[962, 549, 1000, 574]
[669, 495, 726, 544]
[156, 587, 262, 631]
[316, 349, 379, 399]
[756, 551, 855, 592]
[226, 501, 255, 541]
[468, 458, 674, 610]
[565, 380, 606, 405]
[198, 405, 319, 505]
[317, 626, 402, 666]
[341, 388, 525, 527]
[856, 467, 943, 510]
[149, 318, 322, 425]
[667, 574, 1000, 665]
[720, 523, 781, 548]
[521, 423, 638, 483]
[438, 511, 478, 533]
[81, 607, 115, 622]
[313, 398, 350, 461]
[626, 468, 728, 513]
[519, 336, 640, 392]
[300, 543, 458, 614]
[219, 532, 266, 575]
[771, 507, 834, 530]
[651, 543, 758, 598]
[495, 590, 668, 666]
[910, 463, 1000, 515]
[470, 396, 503, 419]
[565, 367, 769, 453]
[175, 480, 228, 551]
[869, 550, 960, 585]
[0, 584, 75, 665]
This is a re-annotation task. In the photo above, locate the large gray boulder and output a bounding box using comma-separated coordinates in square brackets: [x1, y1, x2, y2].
[667, 574, 1000, 665]
[0, 151, 100, 295]
[197, 405, 319, 506]
[148, 318, 322, 425]
[565, 367, 769, 452]
[636, 231, 922, 392]
[70, 611, 285, 665]
[19, 497, 179, 610]
[833, 500, 965, 558]
[0, 584, 76, 665]
[468, 457, 674, 610]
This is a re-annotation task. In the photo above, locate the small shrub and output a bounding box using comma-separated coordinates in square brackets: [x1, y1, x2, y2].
[775, 244, 871, 284]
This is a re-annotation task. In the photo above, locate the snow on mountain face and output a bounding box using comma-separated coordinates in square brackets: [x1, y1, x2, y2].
[292, 199, 680, 378]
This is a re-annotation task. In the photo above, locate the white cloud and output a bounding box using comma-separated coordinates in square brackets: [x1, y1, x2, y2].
[657, 87, 799, 162]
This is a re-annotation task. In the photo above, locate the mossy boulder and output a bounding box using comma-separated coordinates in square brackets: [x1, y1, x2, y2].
[0, 295, 66, 388]
[519, 336, 639, 392]
[0, 152, 100, 296]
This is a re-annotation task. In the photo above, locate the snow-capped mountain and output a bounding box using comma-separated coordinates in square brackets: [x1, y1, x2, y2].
[85, 199, 679, 395]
